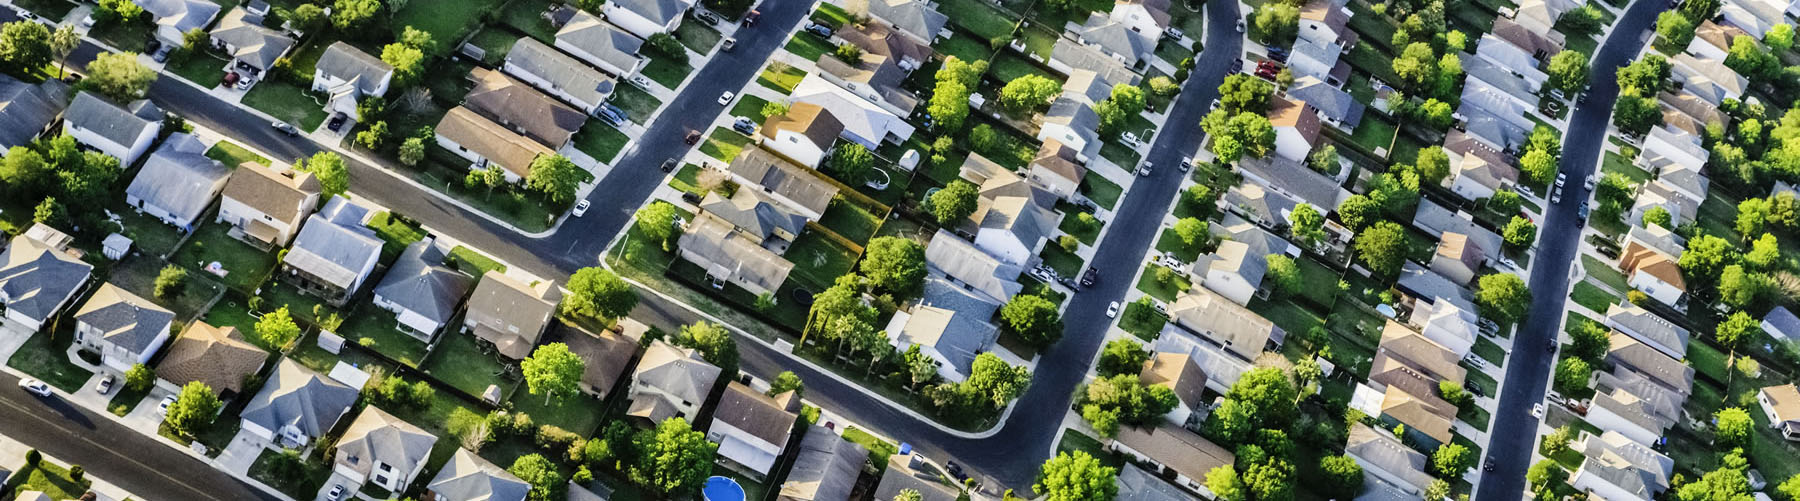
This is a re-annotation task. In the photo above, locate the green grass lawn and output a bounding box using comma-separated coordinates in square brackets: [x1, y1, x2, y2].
[166, 50, 228, 86]
[1018, 24, 1058, 58]
[248, 449, 330, 500]
[509, 390, 606, 434]
[1056, 428, 1125, 467]
[1155, 40, 1195, 66]
[1463, 360, 1499, 396]
[201, 294, 267, 347]
[1135, 264, 1190, 301]
[669, 164, 705, 194]
[1118, 301, 1167, 341]
[1248, 297, 1325, 342]
[500, 0, 558, 41]
[1344, 43, 1401, 85]
[1697, 191, 1742, 242]
[11, 0, 74, 19]
[933, 33, 993, 64]
[1568, 280, 1617, 312]
[842, 426, 900, 470]
[699, 128, 752, 161]
[574, 123, 631, 164]
[1058, 211, 1103, 244]
[108, 381, 151, 416]
[420, 331, 517, 399]
[783, 32, 834, 61]
[1039, 244, 1085, 277]
[3, 459, 91, 500]
[365, 210, 427, 259]
[334, 303, 429, 367]
[106, 254, 223, 320]
[109, 205, 186, 257]
[1580, 255, 1631, 291]
[819, 199, 882, 244]
[1079, 171, 1122, 210]
[242, 80, 328, 132]
[467, 26, 519, 65]
[785, 230, 860, 291]
[758, 64, 808, 94]
[937, 0, 1019, 39]
[990, 53, 1059, 83]
[390, 0, 504, 55]
[729, 94, 773, 122]
[643, 57, 694, 89]
[205, 141, 270, 167]
[675, 21, 722, 53]
[1600, 151, 1651, 184]
[90, 20, 150, 53]
[1100, 142, 1141, 168]
[449, 245, 507, 275]
[1473, 337, 1507, 367]
[1348, 117, 1400, 157]
[1154, 227, 1203, 262]
[8, 329, 93, 393]
[609, 85, 663, 125]
[171, 222, 279, 293]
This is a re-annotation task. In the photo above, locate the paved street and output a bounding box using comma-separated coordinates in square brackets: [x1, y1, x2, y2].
[1473, 1, 1665, 498]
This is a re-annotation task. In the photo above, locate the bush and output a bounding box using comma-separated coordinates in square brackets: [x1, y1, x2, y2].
[487, 410, 535, 438]
[69, 465, 84, 483]
[537, 425, 581, 451]
[25, 448, 39, 465]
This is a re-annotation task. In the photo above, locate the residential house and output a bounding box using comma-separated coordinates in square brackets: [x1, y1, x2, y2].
[1115, 463, 1197, 501]
[1757, 384, 1800, 441]
[968, 195, 1057, 266]
[1028, 140, 1086, 200]
[73, 284, 174, 372]
[759, 102, 845, 168]
[209, 7, 295, 75]
[1289, 36, 1349, 86]
[875, 453, 964, 501]
[465, 67, 587, 151]
[1459, 103, 1531, 153]
[1345, 424, 1436, 497]
[372, 240, 475, 340]
[311, 42, 394, 117]
[861, 0, 949, 44]
[427, 449, 530, 501]
[63, 92, 162, 167]
[503, 38, 616, 114]
[1298, 0, 1356, 46]
[1108, 424, 1235, 497]
[463, 270, 561, 360]
[1371, 321, 1467, 389]
[959, 153, 1057, 210]
[677, 212, 796, 296]
[1396, 262, 1479, 314]
[1607, 332, 1695, 397]
[725, 146, 840, 220]
[1511, 0, 1579, 35]
[601, 0, 694, 39]
[1377, 384, 1456, 448]
[1408, 299, 1479, 358]
[240, 359, 359, 447]
[1286, 76, 1364, 130]
[137, 0, 222, 46]
[1491, 18, 1565, 61]
[628, 340, 721, 423]
[816, 51, 918, 118]
[708, 383, 800, 478]
[791, 74, 916, 148]
[1443, 144, 1519, 201]
[1269, 95, 1322, 161]
[838, 21, 934, 71]
[0, 75, 69, 150]
[1659, 91, 1729, 132]
[1429, 232, 1485, 285]
[1474, 36, 1550, 89]
[1412, 199, 1505, 258]
[1640, 126, 1709, 181]
[1587, 381, 1682, 448]
[560, 319, 644, 397]
[0, 228, 94, 332]
[1762, 306, 1800, 342]
[555, 10, 648, 78]
[1075, 12, 1157, 68]
[281, 196, 383, 306]
[1718, 0, 1786, 36]
[1461, 54, 1541, 123]
[1685, 20, 1749, 61]
[1650, 158, 1708, 211]
[155, 321, 268, 399]
[435, 106, 556, 183]
[1039, 97, 1103, 162]
[1569, 430, 1675, 501]
[779, 427, 868, 501]
[124, 133, 230, 231]
[1049, 38, 1142, 84]
[699, 189, 810, 250]
[1603, 303, 1689, 360]
[216, 163, 320, 249]
[1167, 285, 1282, 361]
[923, 229, 1023, 304]
[1670, 53, 1747, 105]
[1628, 180, 1697, 227]
[1218, 181, 1302, 229]
[1150, 334, 1254, 394]
[1109, 0, 1173, 41]
[1195, 217, 1299, 305]
[334, 407, 438, 493]
[1139, 352, 1207, 426]
[885, 276, 1004, 382]
[1619, 234, 1685, 306]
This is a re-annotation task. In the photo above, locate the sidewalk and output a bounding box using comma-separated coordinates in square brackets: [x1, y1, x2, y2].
[0, 434, 141, 501]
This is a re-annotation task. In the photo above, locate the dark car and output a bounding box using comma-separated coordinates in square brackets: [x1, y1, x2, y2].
[1081, 267, 1098, 287]
[327, 113, 349, 132]
[802, 22, 833, 38]
[660, 159, 677, 172]
[684, 130, 701, 145]
[145, 39, 162, 55]
[1265, 46, 1288, 62]
[681, 192, 702, 204]
[743, 9, 760, 26]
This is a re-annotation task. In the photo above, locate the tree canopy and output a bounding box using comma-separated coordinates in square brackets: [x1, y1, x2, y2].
[1001, 294, 1064, 348]
[563, 267, 637, 319]
[859, 237, 927, 299]
[521, 343, 585, 402]
[930, 180, 980, 225]
[1035, 452, 1118, 501]
[1353, 221, 1409, 277]
[1475, 273, 1530, 325]
[627, 418, 717, 495]
[84, 52, 156, 102]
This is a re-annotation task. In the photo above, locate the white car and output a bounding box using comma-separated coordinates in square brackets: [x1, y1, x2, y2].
[1105, 301, 1121, 318]
[571, 199, 590, 217]
[1531, 403, 1545, 418]
[718, 91, 735, 105]
[157, 395, 178, 416]
[17, 378, 50, 397]
[1583, 174, 1597, 191]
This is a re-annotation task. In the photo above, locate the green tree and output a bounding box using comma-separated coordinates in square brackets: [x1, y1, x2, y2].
[1643, 205, 1672, 228]
[331, 0, 382, 33]
[634, 202, 680, 251]
[1205, 466, 1248, 501]
[1726, 35, 1778, 79]
[627, 418, 717, 495]
[255, 306, 300, 348]
[1543, 426, 1576, 456]
[1393, 42, 1439, 87]
[1617, 55, 1672, 93]
[509, 454, 564, 501]
[1034, 451, 1118, 501]
[1568, 319, 1611, 361]
[928, 80, 971, 131]
[1680, 234, 1733, 280]
[1520, 148, 1557, 186]
[285, 4, 328, 32]
[1433, 443, 1474, 478]
[47, 25, 76, 80]
[1001, 295, 1064, 348]
[1200, 110, 1277, 162]
[1717, 310, 1758, 351]
[526, 154, 584, 204]
[153, 264, 188, 298]
[1527, 459, 1567, 492]
[1251, 3, 1300, 43]
[1675, 448, 1753, 501]
[1110, 84, 1147, 113]
[1265, 254, 1302, 298]
[1612, 92, 1663, 136]
[1289, 203, 1326, 249]
[164, 381, 221, 436]
[1778, 473, 1800, 501]
[1217, 74, 1273, 114]
[767, 371, 803, 398]
[1767, 23, 1795, 51]
[1747, 233, 1781, 270]
[828, 143, 875, 182]
[520, 343, 585, 404]
[860, 237, 926, 299]
[832, 42, 862, 62]
[930, 180, 980, 225]
[397, 135, 428, 166]
[1204, 367, 1298, 445]
[563, 267, 637, 319]
[1094, 99, 1129, 136]
[675, 321, 739, 376]
[1503, 216, 1538, 250]
[1475, 273, 1530, 324]
[355, 120, 389, 149]
[1545, 50, 1591, 94]
[1554, 357, 1592, 394]
[0, 21, 52, 75]
[1558, 5, 1604, 35]
[1173, 217, 1209, 249]
[1716, 407, 1754, 448]
[1354, 221, 1408, 277]
[1000, 74, 1063, 112]
[381, 42, 425, 86]
[84, 52, 156, 101]
[124, 363, 154, 392]
[1320, 454, 1364, 498]
[1337, 194, 1381, 231]
[1419, 98, 1455, 130]
[1308, 143, 1340, 173]
[1655, 11, 1698, 53]
[963, 353, 1031, 409]
[1096, 339, 1148, 377]
[296, 151, 348, 198]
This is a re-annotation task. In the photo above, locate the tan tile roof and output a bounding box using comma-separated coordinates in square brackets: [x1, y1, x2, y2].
[1380, 385, 1455, 444]
[1030, 140, 1085, 183]
[1763, 384, 1800, 422]
[220, 163, 319, 222]
[1139, 352, 1207, 407]
[435, 106, 554, 178]
[1376, 320, 1467, 382]
[762, 102, 844, 149]
[713, 382, 799, 446]
[156, 321, 268, 395]
[728, 146, 839, 216]
[465, 270, 561, 359]
[1436, 232, 1484, 271]
[1268, 95, 1321, 146]
[1167, 286, 1278, 360]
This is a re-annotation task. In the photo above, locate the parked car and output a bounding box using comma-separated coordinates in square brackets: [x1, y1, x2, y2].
[1081, 267, 1099, 287]
[732, 117, 756, 134]
[1163, 27, 1184, 40]
[660, 159, 677, 172]
[1265, 46, 1288, 62]
[152, 46, 172, 63]
[145, 39, 162, 55]
[722, 37, 737, 51]
[1583, 174, 1596, 191]
[1106, 301, 1120, 318]
[684, 130, 701, 145]
[156, 395, 177, 415]
[1235, 19, 1245, 32]
[1577, 203, 1590, 221]
[802, 22, 832, 37]
[17, 378, 50, 397]
[327, 113, 349, 132]
[326, 484, 346, 501]
[95, 374, 116, 395]
[1180, 156, 1193, 172]
[572, 199, 590, 217]
[271, 121, 299, 136]
[680, 192, 702, 204]
[1531, 403, 1544, 418]
[1136, 163, 1152, 176]
[718, 91, 735, 105]
[694, 10, 719, 25]
[743, 10, 761, 26]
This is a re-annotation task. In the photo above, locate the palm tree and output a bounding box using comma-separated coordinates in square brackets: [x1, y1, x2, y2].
[50, 25, 77, 80]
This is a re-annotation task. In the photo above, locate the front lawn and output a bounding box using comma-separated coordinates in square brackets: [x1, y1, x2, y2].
[699, 128, 752, 161]
[675, 20, 722, 52]
[784, 32, 834, 61]
[1600, 151, 1651, 184]
[11, 0, 75, 20]
[937, 0, 1019, 39]
[758, 64, 808, 94]
[421, 330, 517, 399]
[1056, 429, 1125, 467]
[1568, 280, 1617, 312]
[1473, 337, 1507, 367]
[1100, 142, 1141, 168]
[242, 80, 328, 132]
[1038, 244, 1084, 277]
[842, 427, 900, 470]
[1135, 264, 1190, 302]
[449, 246, 507, 275]
[166, 50, 228, 86]
[729, 94, 774, 122]
[574, 123, 631, 164]
[609, 85, 664, 125]
[643, 56, 693, 89]
[1118, 301, 1166, 341]
[90, 21, 150, 53]
[1058, 210, 1103, 244]
[206, 140, 270, 167]
[785, 230, 860, 290]
[1079, 171, 1122, 210]
[1580, 255, 1631, 292]
[248, 449, 330, 500]
[8, 329, 93, 393]
[365, 210, 426, 260]
[1154, 227, 1203, 262]
[3, 459, 91, 500]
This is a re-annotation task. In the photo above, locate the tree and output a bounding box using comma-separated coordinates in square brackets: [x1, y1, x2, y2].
[1726, 35, 1778, 79]
[1554, 356, 1592, 394]
[1643, 205, 1672, 228]
[828, 143, 874, 182]
[1206, 466, 1248, 501]
[627, 418, 716, 495]
[1475, 273, 1530, 325]
[1519, 149, 1557, 186]
[527, 154, 585, 204]
[1204, 367, 1298, 445]
[296, 151, 348, 198]
[1655, 11, 1698, 53]
[832, 42, 864, 62]
[1676, 449, 1753, 501]
[675, 321, 739, 376]
[1433, 443, 1474, 478]
[1097, 339, 1148, 377]
[1544, 426, 1576, 456]
[1716, 407, 1754, 448]
[163, 381, 220, 436]
[1308, 143, 1339, 173]
[1094, 99, 1129, 136]
[860, 237, 926, 298]
[1617, 55, 1671, 93]
[1767, 23, 1795, 51]
[1110, 84, 1147, 113]
[0, 21, 52, 75]
[397, 136, 428, 166]
[179, 27, 207, 52]
[1394, 42, 1439, 87]
[634, 202, 680, 251]
[381, 42, 425, 87]
[1173, 217, 1209, 249]
[1265, 254, 1302, 298]
[1527, 459, 1567, 492]
[1354, 221, 1408, 277]
[1778, 473, 1800, 501]
[1681, 234, 1733, 280]
[1568, 319, 1610, 361]
[1433, 53, 1464, 99]
[1034, 451, 1117, 501]
[1000, 74, 1062, 112]
[1251, 3, 1300, 43]
[1718, 311, 1758, 351]
[1200, 110, 1277, 162]
[1337, 195, 1381, 231]
[1559, 5, 1604, 35]
[153, 264, 187, 298]
[331, 0, 382, 33]
[84, 52, 156, 101]
[1748, 233, 1781, 270]
[1288, 203, 1326, 249]
[1613, 92, 1663, 136]
[1217, 74, 1274, 115]
[1414, 146, 1451, 186]
[1320, 454, 1364, 498]
[255, 306, 300, 348]
[1503, 216, 1538, 250]
[767, 371, 803, 398]
[930, 180, 979, 225]
[1418, 98, 1455, 130]
[509, 454, 564, 501]
[1439, 380, 1473, 408]
[761, 101, 788, 120]
[962, 353, 1031, 409]
[355, 120, 388, 149]
[563, 267, 637, 319]
[521, 343, 585, 404]
[1002, 295, 1064, 348]
[48, 25, 75, 80]
[124, 363, 154, 392]
[928, 80, 970, 131]
[286, 4, 327, 32]
[1545, 50, 1590, 94]
[1079, 374, 1178, 436]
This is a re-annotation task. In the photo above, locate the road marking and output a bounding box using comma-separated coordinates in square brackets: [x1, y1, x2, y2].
[0, 397, 236, 501]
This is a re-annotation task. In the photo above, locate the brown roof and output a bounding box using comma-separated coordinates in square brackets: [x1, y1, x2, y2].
[558, 321, 641, 397]
[836, 22, 933, 65]
[1139, 352, 1207, 407]
[1694, 21, 1749, 52]
[1376, 320, 1467, 382]
[713, 382, 801, 446]
[1658, 91, 1729, 130]
[465, 271, 561, 359]
[1607, 332, 1694, 395]
[1298, 0, 1348, 33]
[1111, 424, 1234, 482]
[1444, 129, 1513, 167]
[1268, 95, 1321, 147]
[435, 106, 554, 178]
[464, 67, 586, 149]
[1621, 242, 1685, 291]
[762, 102, 845, 150]
[220, 163, 320, 222]
[156, 321, 269, 395]
[1436, 232, 1485, 271]
[728, 146, 840, 215]
[1380, 385, 1455, 444]
[1030, 140, 1086, 183]
[1491, 18, 1565, 57]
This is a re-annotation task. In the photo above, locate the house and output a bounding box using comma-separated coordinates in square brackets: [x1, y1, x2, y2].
[136, 0, 222, 46]
[1511, 0, 1578, 34]
[1396, 262, 1479, 314]
[1378, 384, 1456, 447]
[1038, 97, 1103, 163]
[1718, 0, 1786, 36]
[1650, 158, 1708, 209]
[463, 270, 561, 360]
[1286, 77, 1363, 130]
[1109, 0, 1173, 41]
[1050, 38, 1142, 85]
[875, 453, 963, 501]
[1412, 199, 1505, 258]
[1151, 333, 1254, 394]
[1588, 380, 1682, 445]
[1758, 384, 1800, 441]
[334, 407, 438, 493]
[1459, 103, 1531, 153]
[435, 106, 556, 183]
[1443, 144, 1519, 201]
[465, 67, 587, 150]
[428, 448, 530, 501]
[73, 284, 174, 372]
[216, 163, 321, 249]
[700, 189, 810, 250]
[503, 38, 616, 114]
[1109, 424, 1235, 497]
[1289, 36, 1348, 86]
[240, 359, 359, 447]
[1660, 91, 1729, 132]
[1167, 285, 1282, 361]
[1195, 217, 1299, 305]
[1268, 96, 1321, 161]
[63, 92, 162, 167]
[1628, 180, 1697, 227]
[311, 42, 394, 117]
[125, 133, 230, 231]
[0, 75, 70, 150]
[1345, 424, 1435, 497]
[862, 0, 949, 44]
[1409, 299, 1479, 358]
[155, 321, 267, 399]
[1075, 12, 1157, 68]
[677, 212, 796, 296]
[1371, 321, 1467, 389]
[1670, 53, 1747, 105]
[759, 102, 845, 168]
[1603, 304, 1689, 360]
[779, 427, 868, 501]
[1219, 181, 1301, 228]
[924, 230, 1023, 304]
[968, 195, 1058, 266]
[559, 319, 644, 397]
[1028, 140, 1086, 200]
[1569, 430, 1675, 501]
[726, 146, 840, 220]
[602, 0, 694, 39]
[1299, 0, 1356, 46]
[1139, 352, 1207, 426]
[1607, 332, 1694, 396]
[372, 241, 474, 340]
[628, 340, 721, 423]
[554, 10, 647, 78]
[959, 153, 1057, 209]
[1461, 54, 1541, 120]
[792, 74, 916, 149]
[1115, 463, 1197, 501]
[0, 229, 94, 332]
[816, 52, 918, 117]
[1491, 18, 1564, 61]
[1762, 306, 1800, 342]
[1641, 126, 1709, 180]
[1475, 36, 1550, 89]
[708, 383, 800, 478]
[837, 21, 934, 72]
[1619, 235, 1685, 306]
[1685, 20, 1748, 61]
[884, 277, 1003, 382]
[281, 196, 383, 306]
[209, 7, 295, 75]
[1429, 232, 1485, 285]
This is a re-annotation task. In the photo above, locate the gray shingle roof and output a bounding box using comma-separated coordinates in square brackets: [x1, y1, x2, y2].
[611, 0, 687, 25]
[240, 359, 359, 439]
[729, 146, 840, 216]
[897, 277, 1002, 377]
[1345, 424, 1434, 494]
[334, 407, 438, 483]
[285, 196, 384, 290]
[373, 241, 474, 327]
[1458, 104, 1530, 151]
[429, 448, 530, 501]
[210, 7, 295, 69]
[1411, 199, 1505, 257]
[139, 0, 222, 34]
[867, 0, 948, 42]
[634, 340, 721, 405]
[1575, 431, 1673, 499]
[0, 71, 68, 149]
[781, 427, 868, 501]
[1395, 262, 1477, 313]
[874, 454, 962, 501]
[0, 233, 92, 323]
[1114, 463, 1195, 501]
[506, 38, 616, 107]
[75, 283, 174, 354]
[126, 133, 229, 224]
[1077, 12, 1154, 65]
[1286, 77, 1363, 128]
[1052, 38, 1141, 85]
[978, 196, 1056, 252]
[556, 10, 645, 74]
[923, 230, 1022, 303]
[1461, 54, 1539, 105]
[713, 382, 799, 446]
[1043, 97, 1101, 145]
[700, 190, 808, 242]
[314, 42, 393, 96]
[66, 93, 160, 150]
[1765, 306, 1800, 340]
[1604, 303, 1690, 358]
[1236, 155, 1349, 209]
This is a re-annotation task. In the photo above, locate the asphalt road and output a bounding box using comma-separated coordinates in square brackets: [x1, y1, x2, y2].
[1472, 2, 1665, 498]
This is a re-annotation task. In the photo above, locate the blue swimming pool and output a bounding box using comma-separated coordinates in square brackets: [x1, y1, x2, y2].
[703, 476, 745, 501]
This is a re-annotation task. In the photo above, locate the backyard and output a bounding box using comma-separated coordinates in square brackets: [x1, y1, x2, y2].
[420, 332, 516, 399]
[785, 231, 859, 291]
[937, 0, 1020, 40]
[391, 0, 505, 55]
[170, 223, 279, 293]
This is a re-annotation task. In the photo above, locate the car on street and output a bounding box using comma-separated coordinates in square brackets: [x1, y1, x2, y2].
[684, 130, 701, 145]
[718, 91, 735, 105]
[1136, 162, 1152, 176]
[1583, 174, 1597, 191]
[95, 374, 116, 395]
[326, 484, 346, 501]
[1235, 19, 1245, 32]
[743, 10, 760, 26]
[271, 121, 298, 136]
[1209, 98, 1221, 111]
[17, 378, 50, 397]
[1484, 456, 1497, 472]
[1081, 267, 1098, 287]
[1550, 186, 1562, 204]
[572, 199, 590, 217]
[1180, 156, 1193, 172]
[1577, 203, 1590, 221]
[722, 37, 736, 51]
[1554, 172, 1566, 189]
[1547, 339, 1557, 352]
[157, 395, 177, 416]
[660, 159, 677, 172]
[1105, 301, 1120, 318]
[1531, 403, 1544, 418]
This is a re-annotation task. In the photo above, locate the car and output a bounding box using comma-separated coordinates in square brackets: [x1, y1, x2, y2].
[1235, 19, 1246, 32]
[1105, 301, 1120, 318]
[1484, 456, 1497, 472]
[1547, 339, 1557, 353]
[1550, 186, 1562, 204]
[1531, 403, 1544, 418]
[1029, 267, 1055, 282]
[1265, 46, 1288, 62]
[152, 46, 173, 62]
[80, 14, 95, 27]
[732, 117, 756, 134]
[721, 37, 736, 51]
[572, 199, 590, 217]
[1059, 277, 1080, 290]
[156, 395, 177, 415]
[1180, 156, 1193, 172]
[684, 130, 701, 145]
[1081, 267, 1099, 287]
[17, 378, 50, 397]
[743, 10, 761, 26]
[271, 121, 298, 136]
[1209, 98, 1221, 111]
[945, 461, 969, 483]
[326, 113, 348, 132]
[1469, 385, 1485, 398]
[802, 22, 832, 37]
[660, 159, 677, 172]
[1254, 67, 1279, 80]
[1583, 174, 1597, 191]
[236, 76, 253, 90]
[1163, 27, 1184, 40]
[145, 39, 162, 55]
[1577, 203, 1590, 221]
[1554, 172, 1567, 188]
[95, 374, 116, 395]
[694, 10, 719, 25]
[1136, 162, 1152, 176]
[326, 484, 346, 501]
[718, 91, 735, 105]
[680, 192, 702, 204]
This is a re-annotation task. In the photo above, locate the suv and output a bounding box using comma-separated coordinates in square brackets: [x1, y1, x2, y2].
[660, 159, 677, 172]
[722, 37, 737, 51]
[684, 130, 701, 145]
[597, 104, 628, 126]
[732, 117, 756, 134]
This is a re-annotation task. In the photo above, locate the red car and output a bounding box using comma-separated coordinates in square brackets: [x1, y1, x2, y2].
[684, 130, 701, 145]
[742, 10, 760, 26]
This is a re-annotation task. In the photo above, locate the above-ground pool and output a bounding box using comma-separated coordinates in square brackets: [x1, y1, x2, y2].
[703, 476, 745, 501]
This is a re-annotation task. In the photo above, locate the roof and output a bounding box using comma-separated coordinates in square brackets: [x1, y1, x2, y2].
[1221, 182, 1299, 225]
[875, 453, 962, 501]
[314, 42, 393, 96]
[1379, 385, 1455, 444]
[1490, 18, 1564, 56]
[1287, 77, 1364, 128]
[1659, 91, 1728, 129]
[1043, 97, 1102, 146]
[1459, 104, 1530, 151]
[1051, 38, 1141, 85]
[1765, 306, 1800, 340]
[505, 38, 616, 106]
[1607, 332, 1694, 395]
[791, 74, 914, 146]
[728, 146, 840, 216]
[923, 230, 1023, 302]
[1412, 199, 1505, 256]
[1604, 303, 1690, 356]
[1267, 95, 1321, 146]
[700, 190, 809, 241]
[139, 0, 221, 34]
[610, 0, 687, 25]
[240, 359, 359, 438]
[894, 277, 1003, 375]
[1462, 53, 1539, 105]
[713, 382, 800, 446]
[1114, 463, 1195, 501]
[1299, 0, 1350, 33]
[1345, 423, 1435, 493]
[0, 233, 93, 322]
[1436, 232, 1485, 271]
[66, 92, 160, 149]
[1235, 156, 1348, 210]
[1395, 262, 1477, 313]
[210, 7, 295, 69]
[466, 270, 561, 359]
[465, 67, 587, 149]
[156, 321, 268, 395]
[1375, 320, 1467, 382]
[868, 0, 948, 41]
[634, 340, 722, 406]
[780, 427, 868, 501]
[1450, 146, 1519, 191]
[556, 321, 640, 396]
[1443, 128, 1513, 169]
[429, 448, 530, 501]
[762, 102, 846, 151]
[334, 407, 439, 480]
[1139, 352, 1207, 407]
[126, 133, 230, 224]
[1671, 53, 1747, 98]
[436, 106, 555, 178]
[285, 196, 383, 290]
[0, 74, 68, 148]
[220, 163, 320, 222]
[1623, 242, 1685, 291]
[1591, 385, 1678, 436]
[1574, 430, 1674, 499]
[75, 283, 174, 354]
[816, 52, 911, 110]
[1111, 424, 1235, 482]
[1167, 286, 1279, 360]
[373, 241, 474, 326]
[1077, 12, 1155, 65]
[555, 10, 645, 73]
[977, 195, 1057, 252]
[1061, 69, 1120, 105]
[1031, 140, 1087, 183]
[837, 21, 933, 66]
[1203, 218, 1293, 287]
[677, 213, 796, 294]
[1763, 384, 1800, 423]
